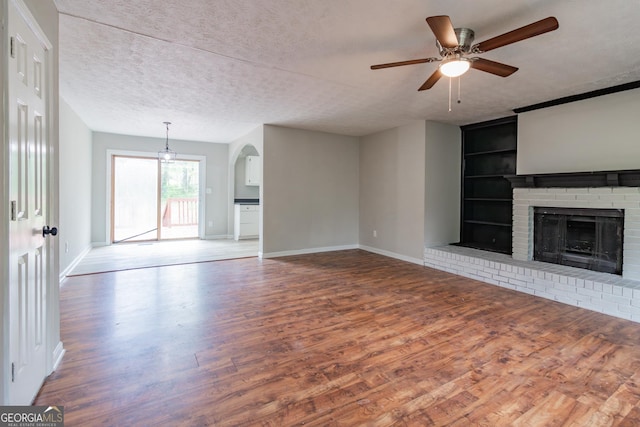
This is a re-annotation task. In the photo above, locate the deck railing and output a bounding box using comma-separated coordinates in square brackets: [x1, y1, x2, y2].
[162, 198, 198, 227]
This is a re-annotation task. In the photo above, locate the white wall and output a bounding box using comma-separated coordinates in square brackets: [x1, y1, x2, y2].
[262, 125, 359, 256]
[359, 121, 426, 263]
[59, 98, 92, 275]
[91, 132, 229, 244]
[518, 88, 640, 174]
[424, 121, 461, 247]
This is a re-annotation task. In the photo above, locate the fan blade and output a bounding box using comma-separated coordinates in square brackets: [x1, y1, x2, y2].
[371, 57, 439, 70]
[471, 58, 518, 77]
[474, 17, 559, 53]
[418, 69, 442, 91]
[426, 15, 458, 48]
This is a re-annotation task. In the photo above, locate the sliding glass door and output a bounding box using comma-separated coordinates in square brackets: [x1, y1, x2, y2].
[112, 156, 158, 242]
[111, 155, 200, 243]
[160, 160, 200, 239]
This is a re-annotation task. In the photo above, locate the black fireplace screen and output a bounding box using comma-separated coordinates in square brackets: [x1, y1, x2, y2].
[533, 207, 624, 275]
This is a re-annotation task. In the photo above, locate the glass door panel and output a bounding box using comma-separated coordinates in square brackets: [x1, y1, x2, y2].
[160, 160, 199, 239]
[112, 156, 159, 242]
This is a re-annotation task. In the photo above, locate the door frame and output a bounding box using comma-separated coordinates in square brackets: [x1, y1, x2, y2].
[1, 0, 63, 404]
[105, 149, 207, 244]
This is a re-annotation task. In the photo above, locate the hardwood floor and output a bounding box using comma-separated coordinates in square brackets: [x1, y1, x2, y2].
[36, 250, 640, 426]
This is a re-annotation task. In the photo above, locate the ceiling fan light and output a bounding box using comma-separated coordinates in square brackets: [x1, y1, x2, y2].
[440, 58, 470, 77]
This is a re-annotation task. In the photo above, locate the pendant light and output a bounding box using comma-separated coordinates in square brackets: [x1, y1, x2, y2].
[158, 121, 176, 163]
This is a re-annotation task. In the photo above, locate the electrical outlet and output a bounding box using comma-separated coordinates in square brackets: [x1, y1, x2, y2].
[373, 230, 377, 238]
[65, 242, 69, 253]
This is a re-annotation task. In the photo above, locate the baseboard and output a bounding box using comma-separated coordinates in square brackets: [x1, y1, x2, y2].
[359, 245, 425, 266]
[51, 341, 65, 373]
[203, 234, 233, 240]
[235, 235, 258, 240]
[59, 244, 92, 282]
[262, 244, 358, 259]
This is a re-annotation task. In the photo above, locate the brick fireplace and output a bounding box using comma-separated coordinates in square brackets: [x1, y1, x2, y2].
[513, 186, 640, 281]
[424, 171, 640, 322]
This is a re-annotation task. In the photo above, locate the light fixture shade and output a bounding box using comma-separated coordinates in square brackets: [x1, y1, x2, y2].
[159, 121, 176, 162]
[159, 148, 176, 163]
[440, 58, 470, 78]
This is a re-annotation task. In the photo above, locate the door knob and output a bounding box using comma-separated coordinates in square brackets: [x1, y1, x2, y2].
[43, 226, 58, 237]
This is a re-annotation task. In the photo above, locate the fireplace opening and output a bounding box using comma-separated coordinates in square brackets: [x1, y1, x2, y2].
[566, 218, 596, 256]
[533, 207, 624, 275]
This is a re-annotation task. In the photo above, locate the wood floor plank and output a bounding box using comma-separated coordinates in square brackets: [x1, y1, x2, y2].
[35, 250, 640, 426]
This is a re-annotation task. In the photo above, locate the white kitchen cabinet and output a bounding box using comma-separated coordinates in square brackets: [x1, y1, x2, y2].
[245, 155, 260, 186]
[234, 204, 259, 240]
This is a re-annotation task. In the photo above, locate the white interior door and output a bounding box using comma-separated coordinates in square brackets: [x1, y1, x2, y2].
[7, 0, 52, 405]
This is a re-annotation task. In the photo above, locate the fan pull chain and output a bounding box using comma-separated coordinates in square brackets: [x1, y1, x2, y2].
[447, 77, 463, 112]
[448, 77, 452, 112]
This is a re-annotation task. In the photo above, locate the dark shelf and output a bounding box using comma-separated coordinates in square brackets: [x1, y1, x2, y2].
[464, 198, 512, 202]
[465, 174, 512, 179]
[464, 220, 512, 227]
[460, 116, 517, 255]
[464, 148, 517, 157]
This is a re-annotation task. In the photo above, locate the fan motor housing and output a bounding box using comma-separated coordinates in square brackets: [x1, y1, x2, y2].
[437, 28, 475, 55]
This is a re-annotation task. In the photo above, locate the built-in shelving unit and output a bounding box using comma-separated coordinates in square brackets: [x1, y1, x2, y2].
[460, 116, 517, 254]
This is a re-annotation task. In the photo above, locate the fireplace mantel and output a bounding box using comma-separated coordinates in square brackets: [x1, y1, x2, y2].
[505, 169, 640, 189]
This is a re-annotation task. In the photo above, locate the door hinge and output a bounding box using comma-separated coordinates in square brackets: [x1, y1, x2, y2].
[11, 362, 15, 382]
[10, 201, 17, 221]
[10, 36, 15, 58]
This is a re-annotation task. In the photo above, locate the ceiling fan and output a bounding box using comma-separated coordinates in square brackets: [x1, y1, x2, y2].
[371, 15, 559, 91]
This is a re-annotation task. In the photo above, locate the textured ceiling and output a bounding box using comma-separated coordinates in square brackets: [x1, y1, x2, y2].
[54, 0, 640, 143]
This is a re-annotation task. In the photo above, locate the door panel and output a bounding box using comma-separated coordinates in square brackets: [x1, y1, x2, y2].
[8, 0, 50, 404]
[34, 113, 44, 216]
[112, 156, 159, 242]
[15, 102, 28, 219]
[160, 160, 199, 240]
